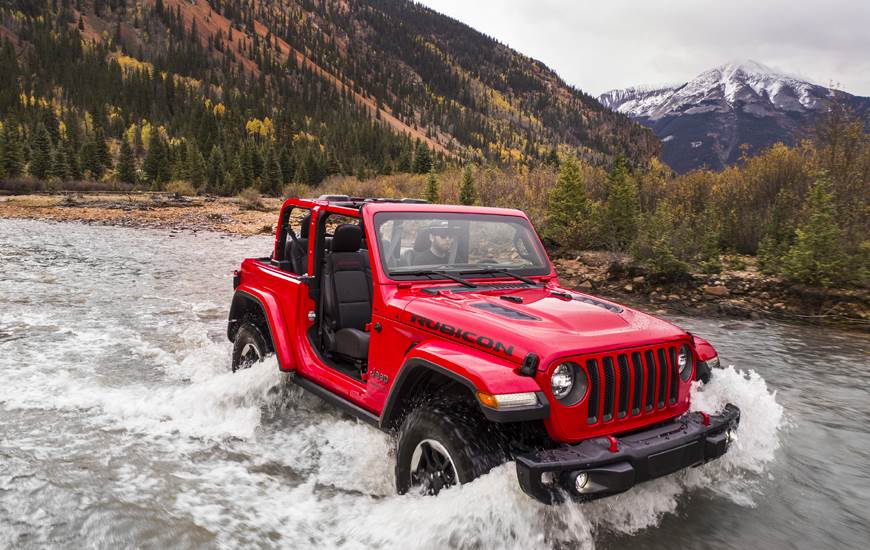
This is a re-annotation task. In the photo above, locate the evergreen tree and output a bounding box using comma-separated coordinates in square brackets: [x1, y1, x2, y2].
[79, 137, 103, 179]
[94, 129, 111, 172]
[782, 177, 850, 287]
[117, 138, 137, 184]
[228, 150, 245, 194]
[29, 124, 52, 180]
[424, 168, 439, 203]
[48, 147, 70, 180]
[458, 165, 477, 206]
[631, 200, 689, 277]
[187, 141, 206, 188]
[396, 143, 412, 173]
[0, 127, 5, 180]
[143, 132, 170, 187]
[279, 147, 295, 184]
[602, 153, 639, 251]
[261, 146, 283, 196]
[206, 145, 225, 193]
[543, 155, 592, 249]
[412, 141, 433, 174]
[64, 140, 81, 180]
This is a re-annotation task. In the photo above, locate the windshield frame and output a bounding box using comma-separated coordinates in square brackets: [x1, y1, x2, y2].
[372, 211, 551, 282]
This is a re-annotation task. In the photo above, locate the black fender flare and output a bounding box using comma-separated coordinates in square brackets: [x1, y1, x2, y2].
[379, 358, 549, 430]
[227, 290, 282, 369]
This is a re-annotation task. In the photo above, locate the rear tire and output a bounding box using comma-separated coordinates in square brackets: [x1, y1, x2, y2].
[231, 322, 267, 372]
[395, 399, 506, 495]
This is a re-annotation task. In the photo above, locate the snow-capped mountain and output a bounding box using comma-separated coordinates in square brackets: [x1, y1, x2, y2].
[599, 60, 870, 172]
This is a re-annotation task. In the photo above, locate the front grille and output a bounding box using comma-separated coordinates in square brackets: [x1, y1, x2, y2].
[583, 343, 687, 426]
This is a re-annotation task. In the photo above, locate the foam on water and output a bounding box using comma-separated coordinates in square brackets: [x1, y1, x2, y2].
[2, 330, 786, 548]
[1, 221, 806, 548]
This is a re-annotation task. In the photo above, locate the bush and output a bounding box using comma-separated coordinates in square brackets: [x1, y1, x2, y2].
[165, 180, 196, 197]
[237, 186, 264, 210]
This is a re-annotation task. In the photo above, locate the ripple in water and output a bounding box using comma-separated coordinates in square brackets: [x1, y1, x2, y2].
[1, 219, 848, 549]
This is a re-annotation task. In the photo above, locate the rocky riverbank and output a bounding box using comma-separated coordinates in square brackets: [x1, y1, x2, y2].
[0, 192, 281, 235]
[554, 253, 869, 330]
[2, 192, 867, 330]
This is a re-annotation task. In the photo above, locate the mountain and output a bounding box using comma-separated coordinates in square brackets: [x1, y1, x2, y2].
[0, 0, 658, 191]
[599, 60, 870, 173]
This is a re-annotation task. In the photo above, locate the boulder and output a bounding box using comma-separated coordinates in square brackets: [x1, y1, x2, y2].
[703, 285, 730, 297]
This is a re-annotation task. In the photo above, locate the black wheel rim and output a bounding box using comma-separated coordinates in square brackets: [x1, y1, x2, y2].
[409, 439, 458, 495]
[234, 342, 262, 372]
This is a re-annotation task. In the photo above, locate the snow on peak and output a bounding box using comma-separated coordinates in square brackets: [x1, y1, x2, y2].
[600, 60, 827, 118]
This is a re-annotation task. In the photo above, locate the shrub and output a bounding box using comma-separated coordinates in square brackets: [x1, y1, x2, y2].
[165, 180, 196, 197]
[237, 186, 264, 210]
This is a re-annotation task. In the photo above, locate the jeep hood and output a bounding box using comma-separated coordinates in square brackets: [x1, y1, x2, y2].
[401, 286, 687, 365]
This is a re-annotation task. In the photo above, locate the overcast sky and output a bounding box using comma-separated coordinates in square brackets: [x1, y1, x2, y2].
[416, 0, 870, 97]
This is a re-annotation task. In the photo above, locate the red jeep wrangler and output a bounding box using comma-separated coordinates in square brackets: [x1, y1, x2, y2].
[228, 196, 738, 503]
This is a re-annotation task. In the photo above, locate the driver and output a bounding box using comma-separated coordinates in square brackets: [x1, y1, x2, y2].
[413, 221, 455, 266]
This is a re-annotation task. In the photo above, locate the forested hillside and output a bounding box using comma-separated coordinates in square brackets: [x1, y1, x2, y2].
[0, 0, 657, 193]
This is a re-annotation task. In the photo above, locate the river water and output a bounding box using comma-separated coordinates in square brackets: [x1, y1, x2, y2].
[0, 218, 867, 549]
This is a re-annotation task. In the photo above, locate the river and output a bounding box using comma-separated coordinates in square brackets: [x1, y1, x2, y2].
[1, 219, 868, 549]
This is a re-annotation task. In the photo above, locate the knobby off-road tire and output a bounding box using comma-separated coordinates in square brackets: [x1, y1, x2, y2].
[395, 400, 507, 496]
[231, 322, 267, 372]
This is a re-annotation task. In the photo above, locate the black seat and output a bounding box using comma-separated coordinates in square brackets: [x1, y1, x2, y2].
[401, 228, 432, 266]
[285, 214, 311, 275]
[322, 224, 371, 362]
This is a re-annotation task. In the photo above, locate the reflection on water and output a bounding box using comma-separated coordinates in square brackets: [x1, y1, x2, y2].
[1, 219, 868, 549]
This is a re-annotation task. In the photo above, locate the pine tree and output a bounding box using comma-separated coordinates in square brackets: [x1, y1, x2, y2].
[79, 137, 103, 179]
[228, 150, 244, 194]
[412, 142, 433, 174]
[459, 165, 477, 206]
[187, 141, 206, 189]
[206, 145, 225, 193]
[64, 140, 81, 180]
[117, 138, 137, 184]
[143, 132, 170, 187]
[543, 155, 592, 249]
[396, 143, 412, 173]
[425, 168, 439, 203]
[0, 126, 5, 180]
[94, 129, 111, 172]
[602, 153, 639, 251]
[261, 146, 283, 196]
[29, 124, 52, 180]
[48, 147, 70, 181]
[782, 177, 850, 287]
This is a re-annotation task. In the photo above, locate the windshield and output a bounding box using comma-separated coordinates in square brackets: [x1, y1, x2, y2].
[373, 212, 550, 278]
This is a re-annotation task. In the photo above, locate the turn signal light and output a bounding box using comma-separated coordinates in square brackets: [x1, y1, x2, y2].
[477, 392, 538, 409]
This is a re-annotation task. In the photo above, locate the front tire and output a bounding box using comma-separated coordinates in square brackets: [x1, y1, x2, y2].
[395, 400, 506, 495]
[231, 322, 267, 372]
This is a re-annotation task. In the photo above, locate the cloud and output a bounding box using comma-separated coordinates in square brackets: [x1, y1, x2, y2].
[416, 0, 870, 96]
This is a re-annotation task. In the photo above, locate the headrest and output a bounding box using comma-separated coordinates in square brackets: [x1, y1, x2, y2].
[299, 213, 311, 239]
[332, 224, 362, 252]
[413, 228, 431, 252]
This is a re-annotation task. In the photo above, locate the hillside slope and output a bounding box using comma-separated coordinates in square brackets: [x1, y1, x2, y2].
[0, 0, 657, 191]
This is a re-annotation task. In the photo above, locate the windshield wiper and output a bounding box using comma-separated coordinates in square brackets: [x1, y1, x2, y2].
[460, 268, 539, 286]
[391, 269, 477, 288]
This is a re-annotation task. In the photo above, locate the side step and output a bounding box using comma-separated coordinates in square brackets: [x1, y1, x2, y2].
[289, 373, 381, 428]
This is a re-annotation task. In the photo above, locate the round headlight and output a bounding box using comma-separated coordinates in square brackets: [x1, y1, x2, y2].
[679, 345, 693, 381]
[551, 363, 574, 399]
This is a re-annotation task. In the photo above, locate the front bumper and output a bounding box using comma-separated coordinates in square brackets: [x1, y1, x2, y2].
[516, 404, 740, 504]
